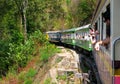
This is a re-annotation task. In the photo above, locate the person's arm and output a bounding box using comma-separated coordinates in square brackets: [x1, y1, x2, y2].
[101, 37, 110, 45]
[95, 37, 110, 51]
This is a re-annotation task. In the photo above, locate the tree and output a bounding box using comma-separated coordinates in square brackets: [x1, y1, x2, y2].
[77, 0, 96, 26]
[14, 0, 28, 42]
[26, 0, 64, 32]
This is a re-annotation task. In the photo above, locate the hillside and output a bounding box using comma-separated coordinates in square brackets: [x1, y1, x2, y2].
[0, 0, 96, 83]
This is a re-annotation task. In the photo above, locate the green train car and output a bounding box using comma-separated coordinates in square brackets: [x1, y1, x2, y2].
[61, 28, 76, 46]
[61, 24, 92, 51]
[75, 24, 92, 51]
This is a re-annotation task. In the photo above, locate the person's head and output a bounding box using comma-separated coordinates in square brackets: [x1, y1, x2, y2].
[102, 7, 110, 26]
[105, 19, 110, 26]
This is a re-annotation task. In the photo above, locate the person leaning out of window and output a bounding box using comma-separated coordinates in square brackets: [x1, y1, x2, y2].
[95, 10, 110, 51]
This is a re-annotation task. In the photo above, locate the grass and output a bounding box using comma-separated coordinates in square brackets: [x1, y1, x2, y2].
[18, 71, 26, 82]
[25, 68, 37, 78]
[40, 44, 61, 62]
[18, 68, 37, 83]
[24, 78, 32, 84]
[44, 78, 52, 84]
[56, 74, 67, 81]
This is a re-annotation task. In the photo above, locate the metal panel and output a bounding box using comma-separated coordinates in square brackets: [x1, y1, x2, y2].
[111, 0, 120, 61]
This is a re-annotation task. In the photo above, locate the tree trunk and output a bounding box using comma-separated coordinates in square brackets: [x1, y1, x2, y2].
[14, 0, 28, 43]
[23, 12, 27, 42]
[20, 11, 27, 43]
[20, 14, 23, 34]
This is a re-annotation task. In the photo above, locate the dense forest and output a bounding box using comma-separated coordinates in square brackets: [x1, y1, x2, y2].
[0, 0, 96, 82]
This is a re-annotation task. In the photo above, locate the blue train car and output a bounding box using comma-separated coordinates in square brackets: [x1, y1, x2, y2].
[46, 31, 61, 43]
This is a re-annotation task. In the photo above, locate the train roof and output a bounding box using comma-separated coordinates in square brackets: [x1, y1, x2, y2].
[46, 30, 61, 34]
[91, 0, 110, 24]
[46, 24, 90, 34]
[62, 28, 76, 33]
[62, 24, 90, 33]
[75, 24, 90, 31]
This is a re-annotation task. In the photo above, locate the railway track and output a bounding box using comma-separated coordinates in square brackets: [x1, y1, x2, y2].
[79, 51, 102, 84]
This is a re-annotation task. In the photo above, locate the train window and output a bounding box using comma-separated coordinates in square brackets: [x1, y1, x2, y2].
[99, 17, 101, 40]
[101, 4, 110, 51]
[94, 4, 110, 51]
[99, 15, 103, 40]
[79, 33, 80, 39]
[75, 33, 77, 39]
[63, 35, 65, 39]
[102, 22, 106, 40]
[71, 33, 73, 39]
[101, 15, 104, 40]
[97, 21, 100, 41]
[69, 34, 71, 39]
[70, 34, 71, 39]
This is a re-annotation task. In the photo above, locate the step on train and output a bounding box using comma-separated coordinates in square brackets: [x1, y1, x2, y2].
[46, 0, 120, 84]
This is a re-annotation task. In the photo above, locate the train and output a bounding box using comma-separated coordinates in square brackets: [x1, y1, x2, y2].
[91, 0, 120, 84]
[46, 0, 120, 84]
[46, 24, 92, 52]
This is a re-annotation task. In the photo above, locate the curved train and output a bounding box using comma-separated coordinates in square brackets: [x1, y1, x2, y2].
[46, 24, 92, 51]
[46, 0, 120, 84]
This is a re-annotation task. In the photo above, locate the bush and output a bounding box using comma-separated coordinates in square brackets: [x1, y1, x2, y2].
[7, 30, 46, 69]
[0, 40, 11, 76]
[40, 44, 60, 62]
[0, 30, 44, 76]
[8, 39, 34, 68]
[0, 29, 54, 78]
[30, 30, 48, 45]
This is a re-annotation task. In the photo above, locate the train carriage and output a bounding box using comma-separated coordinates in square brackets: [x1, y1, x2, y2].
[91, 0, 120, 84]
[61, 28, 76, 46]
[75, 24, 92, 51]
[46, 31, 61, 43]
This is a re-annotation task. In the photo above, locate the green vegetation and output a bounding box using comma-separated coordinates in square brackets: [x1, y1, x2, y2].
[55, 57, 63, 63]
[24, 79, 33, 84]
[18, 68, 37, 84]
[26, 68, 37, 78]
[44, 78, 52, 84]
[2, 30, 47, 75]
[67, 71, 74, 77]
[0, 0, 96, 83]
[40, 44, 60, 62]
[77, 0, 97, 25]
[18, 71, 26, 82]
[56, 74, 67, 81]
